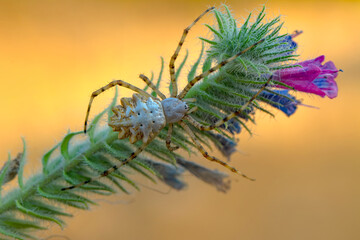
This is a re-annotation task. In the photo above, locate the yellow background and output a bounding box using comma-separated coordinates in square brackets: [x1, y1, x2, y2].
[0, 0, 359, 239]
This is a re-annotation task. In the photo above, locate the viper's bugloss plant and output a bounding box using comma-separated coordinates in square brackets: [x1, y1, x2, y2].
[0, 5, 340, 239]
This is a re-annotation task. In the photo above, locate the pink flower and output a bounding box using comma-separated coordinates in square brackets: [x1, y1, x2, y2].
[273, 56, 339, 98]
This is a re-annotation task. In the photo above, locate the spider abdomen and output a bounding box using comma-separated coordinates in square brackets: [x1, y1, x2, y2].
[109, 94, 166, 143]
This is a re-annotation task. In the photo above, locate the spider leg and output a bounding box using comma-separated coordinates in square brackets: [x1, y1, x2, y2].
[186, 106, 198, 115]
[177, 38, 265, 99]
[183, 76, 273, 131]
[166, 123, 179, 151]
[84, 80, 153, 133]
[182, 98, 196, 103]
[169, 7, 215, 98]
[178, 120, 255, 181]
[139, 74, 166, 100]
[61, 134, 156, 191]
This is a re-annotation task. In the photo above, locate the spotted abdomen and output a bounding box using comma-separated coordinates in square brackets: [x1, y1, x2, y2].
[109, 94, 166, 143]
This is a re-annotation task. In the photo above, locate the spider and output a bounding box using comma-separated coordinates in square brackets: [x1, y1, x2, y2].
[61, 7, 272, 191]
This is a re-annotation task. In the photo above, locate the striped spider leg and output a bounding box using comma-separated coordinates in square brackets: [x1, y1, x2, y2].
[169, 6, 215, 97]
[62, 7, 268, 191]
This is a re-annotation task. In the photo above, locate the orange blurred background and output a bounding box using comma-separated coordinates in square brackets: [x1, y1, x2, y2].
[0, 0, 359, 239]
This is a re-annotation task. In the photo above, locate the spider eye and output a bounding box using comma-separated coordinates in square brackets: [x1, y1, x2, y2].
[138, 112, 140, 116]
[152, 121, 155, 123]
[150, 111, 153, 113]
[140, 124, 143, 127]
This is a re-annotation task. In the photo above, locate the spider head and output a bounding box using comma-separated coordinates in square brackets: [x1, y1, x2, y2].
[161, 98, 188, 123]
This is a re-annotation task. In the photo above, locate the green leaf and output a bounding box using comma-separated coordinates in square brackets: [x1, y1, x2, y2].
[270, 64, 301, 71]
[253, 104, 275, 118]
[153, 57, 164, 98]
[199, 37, 218, 45]
[132, 159, 158, 176]
[41, 143, 60, 175]
[205, 24, 223, 40]
[63, 167, 117, 194]
[17, 138, 26, 189]
[272, 80, 295, 90]
[188, 42, 205, 82]
[128, 160, 156, 183]
[198, 90, 243, 109]
[223, 4, 233, 18]
[15, 200, 65, 228]
[193, 102, 222, 119]
[267, 22, 284, 40]
[110, 171, 139, 191]
[60, 131, 83, 162]
[37, 186, 94, 209]
[107, 86, 119, 123]
[27, 199, 72, 217]
[265, 54, 299, 64]
[238, 12, 251, 40]
[236, 57, 248, 71]
[261, 48, 294, 57]
[106, 175, 130, 194]
[175, 50, 189, 81]
[0, 217, 45, 230]
[87, 109, 108, 144]
[0, 226, 27, 240]
[243, 59, 261, 76]
[0, 154, 11, 199]
[214, 10, 225, 33]
[202, 57, 212, 73]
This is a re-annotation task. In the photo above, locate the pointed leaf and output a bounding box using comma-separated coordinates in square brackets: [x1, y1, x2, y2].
[0, 154, 11, 199]
[37, 186, 93, 208]
[26, 199, 72, 217]
[17, 138, 27, 189]
[0, 217, 45, 230]
[199, 37, 218, 45]
[15, 200, 64, 228]
[128, 161, 156, 183]
[202, 57, 212, 73]
[188, 42, 205, 82]
[175, 50, 188, 81]
[214, 10, 225, 33]
[170, 50, 188, 96]
[205, 24, 223, 39]
[107, 86, 119, 123]
[106, 175, 130, 194]
[60, 131, 83, 161]
[0, 226, 26, 240]
[41, 143, 60, 175]
[87, 108, 108, 143]
[153, 57, 164, 97]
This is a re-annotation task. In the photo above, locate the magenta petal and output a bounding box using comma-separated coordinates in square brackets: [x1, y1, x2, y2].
[282, 80, 327, 97]
[273, 55, 339, 99]
[298, 55, 325, 67]
[322, 61, 338, 77]
[274, 65, 321, 82]
[313, 74, 338, 99]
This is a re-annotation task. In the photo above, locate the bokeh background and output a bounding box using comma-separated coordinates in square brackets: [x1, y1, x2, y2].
[0, 0, 359, 239]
